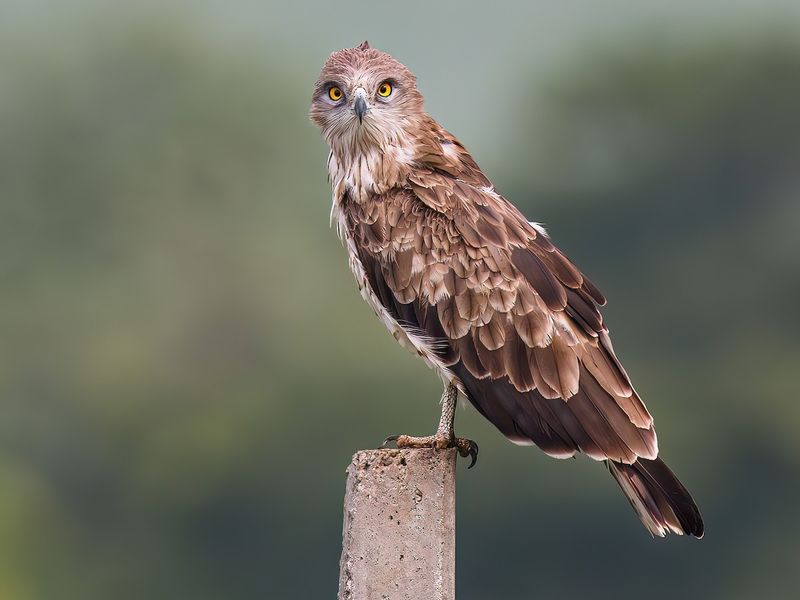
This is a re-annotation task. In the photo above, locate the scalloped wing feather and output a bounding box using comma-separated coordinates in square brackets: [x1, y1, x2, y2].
[342, 172, 656, 465]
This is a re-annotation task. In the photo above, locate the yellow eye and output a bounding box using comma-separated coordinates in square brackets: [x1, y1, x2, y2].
[377, 82, 393, 97]
[328, 86, 343, 101]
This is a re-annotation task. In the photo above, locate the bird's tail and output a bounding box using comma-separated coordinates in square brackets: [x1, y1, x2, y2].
[607, 457, 704, 538]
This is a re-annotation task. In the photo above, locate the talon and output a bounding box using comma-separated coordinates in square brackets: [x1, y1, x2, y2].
[380, 435, 399, 449]
[456, 438, 479, 469]
[467, 440, 479, 469]
[380, 433, 477, 467]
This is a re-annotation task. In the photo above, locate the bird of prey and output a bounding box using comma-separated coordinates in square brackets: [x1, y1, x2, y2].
[310, 41, 703, 538]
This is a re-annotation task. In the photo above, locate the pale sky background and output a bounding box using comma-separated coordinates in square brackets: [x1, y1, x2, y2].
[4, 0, 800, 158]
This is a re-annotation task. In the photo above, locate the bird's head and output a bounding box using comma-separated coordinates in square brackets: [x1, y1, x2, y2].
[310, 41, 424, 154]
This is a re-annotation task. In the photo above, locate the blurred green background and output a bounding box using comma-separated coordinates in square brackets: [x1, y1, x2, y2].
[2, 1, 799, 598]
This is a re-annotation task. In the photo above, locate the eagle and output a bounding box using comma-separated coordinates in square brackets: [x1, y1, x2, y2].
[310, 41, 703, 538]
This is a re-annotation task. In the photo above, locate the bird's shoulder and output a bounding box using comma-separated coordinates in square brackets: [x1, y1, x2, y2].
[408, 119, 491, 187]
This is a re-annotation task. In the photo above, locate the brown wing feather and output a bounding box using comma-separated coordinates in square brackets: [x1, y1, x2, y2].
[343, 148, 655, 465]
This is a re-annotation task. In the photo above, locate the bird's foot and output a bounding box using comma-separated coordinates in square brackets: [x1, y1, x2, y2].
[380, 434, 479, 469]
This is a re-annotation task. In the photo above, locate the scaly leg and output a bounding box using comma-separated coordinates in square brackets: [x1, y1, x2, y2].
[381, 382, 479, 468]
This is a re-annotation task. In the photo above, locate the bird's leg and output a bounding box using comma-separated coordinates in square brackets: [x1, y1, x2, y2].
[381, 382, 479, 468]
[434, 381, 458, 444]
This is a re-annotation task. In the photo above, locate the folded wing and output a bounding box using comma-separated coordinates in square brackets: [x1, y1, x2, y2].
[344, 175, 657, 465]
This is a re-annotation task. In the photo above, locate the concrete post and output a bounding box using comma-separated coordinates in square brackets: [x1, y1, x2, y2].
[337, 448, 457, 600]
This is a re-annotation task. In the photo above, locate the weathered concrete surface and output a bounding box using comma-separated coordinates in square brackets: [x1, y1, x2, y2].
[337, 448, 456, 600]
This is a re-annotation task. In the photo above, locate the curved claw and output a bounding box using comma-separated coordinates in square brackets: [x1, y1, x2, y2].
[468, 441, 479, 469]
[379, 435, 400, 449]
[456, 439, 479, 469]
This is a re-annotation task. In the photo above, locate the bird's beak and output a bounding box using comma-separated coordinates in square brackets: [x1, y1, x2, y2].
[353, 88, 368, 123]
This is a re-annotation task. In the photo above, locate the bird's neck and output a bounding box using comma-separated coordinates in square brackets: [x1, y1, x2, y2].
[327, 140, 417, 205]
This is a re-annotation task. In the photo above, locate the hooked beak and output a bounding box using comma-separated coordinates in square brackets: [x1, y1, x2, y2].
[353, 89, 368, 123]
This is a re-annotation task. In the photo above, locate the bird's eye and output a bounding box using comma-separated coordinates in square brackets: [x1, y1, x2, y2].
[377, 82, 393, 98]
[328, 86, 344, 101]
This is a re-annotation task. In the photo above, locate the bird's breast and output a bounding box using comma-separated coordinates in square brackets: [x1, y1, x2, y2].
[331, 199, 456, 388]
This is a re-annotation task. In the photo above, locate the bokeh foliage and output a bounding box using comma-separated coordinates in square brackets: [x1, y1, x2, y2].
[1, 4, 799, 599]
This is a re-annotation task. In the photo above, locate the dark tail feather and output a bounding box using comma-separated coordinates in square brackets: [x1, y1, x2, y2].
[607, 457, 704, 538]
